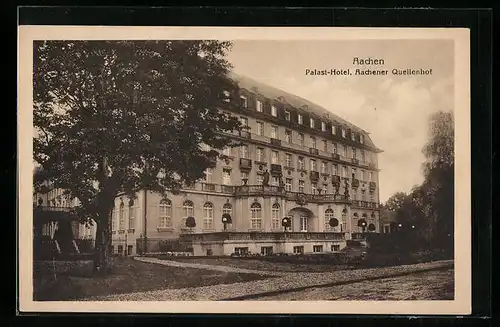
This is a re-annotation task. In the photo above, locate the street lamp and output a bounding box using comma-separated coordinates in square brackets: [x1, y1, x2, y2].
[221, 214, 232, 231]
[281, 217, 291, 232]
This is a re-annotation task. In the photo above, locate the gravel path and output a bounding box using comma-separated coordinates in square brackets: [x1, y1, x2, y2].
[134, 257, 286, 276]
[83, 259, 453, 301]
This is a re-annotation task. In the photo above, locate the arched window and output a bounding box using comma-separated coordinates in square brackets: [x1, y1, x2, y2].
[182, 200, 194, 227]
[324, 208, 335, 231]
[250, 202, 262, 230]
[271, 203, 280, 230]
[128, 199, 136, 229]
[119, 202, 125, 230]
[111, 206, 117, 231]
[203, 202, 214, 230]
[158, 199, 172, 228]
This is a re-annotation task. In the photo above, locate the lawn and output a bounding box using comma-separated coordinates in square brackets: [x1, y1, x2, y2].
[33, 257, 271, 301]
[155, 256, 353, 273]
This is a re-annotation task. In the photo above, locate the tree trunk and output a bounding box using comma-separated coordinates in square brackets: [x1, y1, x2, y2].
[93, 213, 111, 275]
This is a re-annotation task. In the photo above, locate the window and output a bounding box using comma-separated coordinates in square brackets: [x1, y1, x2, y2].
[311, 137, 316, 149]
[285, 130, 292, 143]
[352, 147, 357, 159]
[332, 143, 338, 154]
[206, 249, 213, 256]
[271, 203, 280, 229]
[223, 147, 231, 156]
[285, 110, 291, 121]
[271, 125, 278, 139]
[257, 122, 264, 136]
[241, 171, 249, 184]
[240, 95, 248, 107]
[271, 176, 280, 186]
[342, 166, 348, 178]
[256, 100, 263, 112]
[332, 125, 336, 135]
[293, 246, 304, 254]
[223, 90, 230, 102]
[222, 168, 231, 185]
[250, 202, 262, 229]
[322, 161, 328, 174]
[298, 133, 305, 146]
[298, 180, 305, 193]
[111, 207, 117, 231]
[352, 168, 357, 180]
[311, 183, 317, 194]
[285, 178, 293, 192]
[361, 150, 365, 162]
[331, 244, 340, 252]
[298, 157, 305, 170]
[351, 132, 355, 141]
[203, 202, 214, 230]
[360, 134, 364, 144]
[271, 105, 277, 117]
[128, 200, 136, 229]
[240, 117, 248, 127]
[256, 174, 264, 185]
[342, 128, 346, 138]
[298, 114, 303, 124]
[285, 153, 292, 167]
[256, 147, 265, 162]
[343, 145, 348, 157]
[235, 247, 249, 255]
[300, 216, 308, 232]
[310, 159, 317, 171]
[321, 121, 326, 131]
[333, 164, 338, 175]
[369, 172, 373, 182]
[240, 145, 249, 158]
[182, 200, 194, 227]
[119, 202, 125, 230]
[204, 168, 213, 183]
[324, 208, 335, 231]
[310, 118, 315, 128]
[313, 245, 324, 253]
[360, 170, 365, 181]
[261, 246, 273, 256]
[322, 140, 328, 152]
[158, 199, 172, 228]
[271, 150, 279, 164]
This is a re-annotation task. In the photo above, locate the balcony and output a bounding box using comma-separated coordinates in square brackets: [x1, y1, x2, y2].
[270, 138, 281, 146]
[181, 231, 346, 243]
[239, 130, 251, 139]
[309, 148, 319, 155]
[234, 185, 285, 197]
[332, 153, 340, 160]
[351, 200, 379, 209]
[369, 181, 376, 190]
[331, 175, 341, 185]
[352, 179, 360, 188]
[270, 164, 282, 175]
[310, 171, 320, 181]
[286, 192, 349, 204]
[239, 158, 252, 170]
[368, 162, 377, 169]
[351, 158, 359, 165]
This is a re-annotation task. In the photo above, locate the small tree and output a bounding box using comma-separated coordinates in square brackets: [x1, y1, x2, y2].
[33, 40, 243, 274]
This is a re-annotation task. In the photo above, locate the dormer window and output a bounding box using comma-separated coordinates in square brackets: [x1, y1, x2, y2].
[321, 122, 326, 132]
[271, 105, 278, 117]
[341, 128, 346, 138]
[285, 110, 291, 121]
[331, 125, 336, 135]
[360, 134, 364, 144]
[351, 132, 355, 141]
[223, 90, 230, 102]
[310, 118, 315, 128]
[298, 114, 303, 124]
[240, 95, 248, 108]
[256, 100, 263, 112]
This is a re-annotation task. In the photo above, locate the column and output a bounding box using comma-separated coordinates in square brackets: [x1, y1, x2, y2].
[317, 204, 324, 232]
[263, 196, 272, 232]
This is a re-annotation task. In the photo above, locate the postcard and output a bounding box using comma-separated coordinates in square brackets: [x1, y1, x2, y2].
[18, 26, 471, 314]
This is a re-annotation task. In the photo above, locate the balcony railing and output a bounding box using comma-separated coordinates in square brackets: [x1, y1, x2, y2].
[286, 192, 350, 203]
[332, 153, 340, 160]
[234, 185, 285, 197]
[239, 158, 252, 170]
[33, 205, 73, 212]
[351, 158, 359, 165]
[351, 200, 379, 209]
[270, 164, 282, 174]
[182, 231, 346, 243]
[239, 130, 251, 139]
[368, 162, 377, 169]
[270, 138, 281, 146]
[310, 171, 320, 181]
[309, 148, 319, 155]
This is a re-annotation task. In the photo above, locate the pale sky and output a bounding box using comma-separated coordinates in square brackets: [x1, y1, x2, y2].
[227, 39, 454, 202]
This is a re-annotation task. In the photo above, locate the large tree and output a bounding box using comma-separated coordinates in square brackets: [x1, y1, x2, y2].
[384, 191, 407, 212]
[33, 40, 242, 273]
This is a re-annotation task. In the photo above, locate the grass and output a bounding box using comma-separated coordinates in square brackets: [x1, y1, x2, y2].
[33, 257, 271, 301]
[155, 256, 353, 273]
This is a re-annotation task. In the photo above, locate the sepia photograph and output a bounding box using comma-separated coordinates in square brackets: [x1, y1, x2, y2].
[18, 27, 471, 314]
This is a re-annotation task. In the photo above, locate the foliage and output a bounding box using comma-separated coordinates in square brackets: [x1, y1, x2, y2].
[33, 40, 243, 271]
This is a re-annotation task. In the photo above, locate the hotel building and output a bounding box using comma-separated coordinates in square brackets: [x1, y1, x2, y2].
[33, 73, 383, 257]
